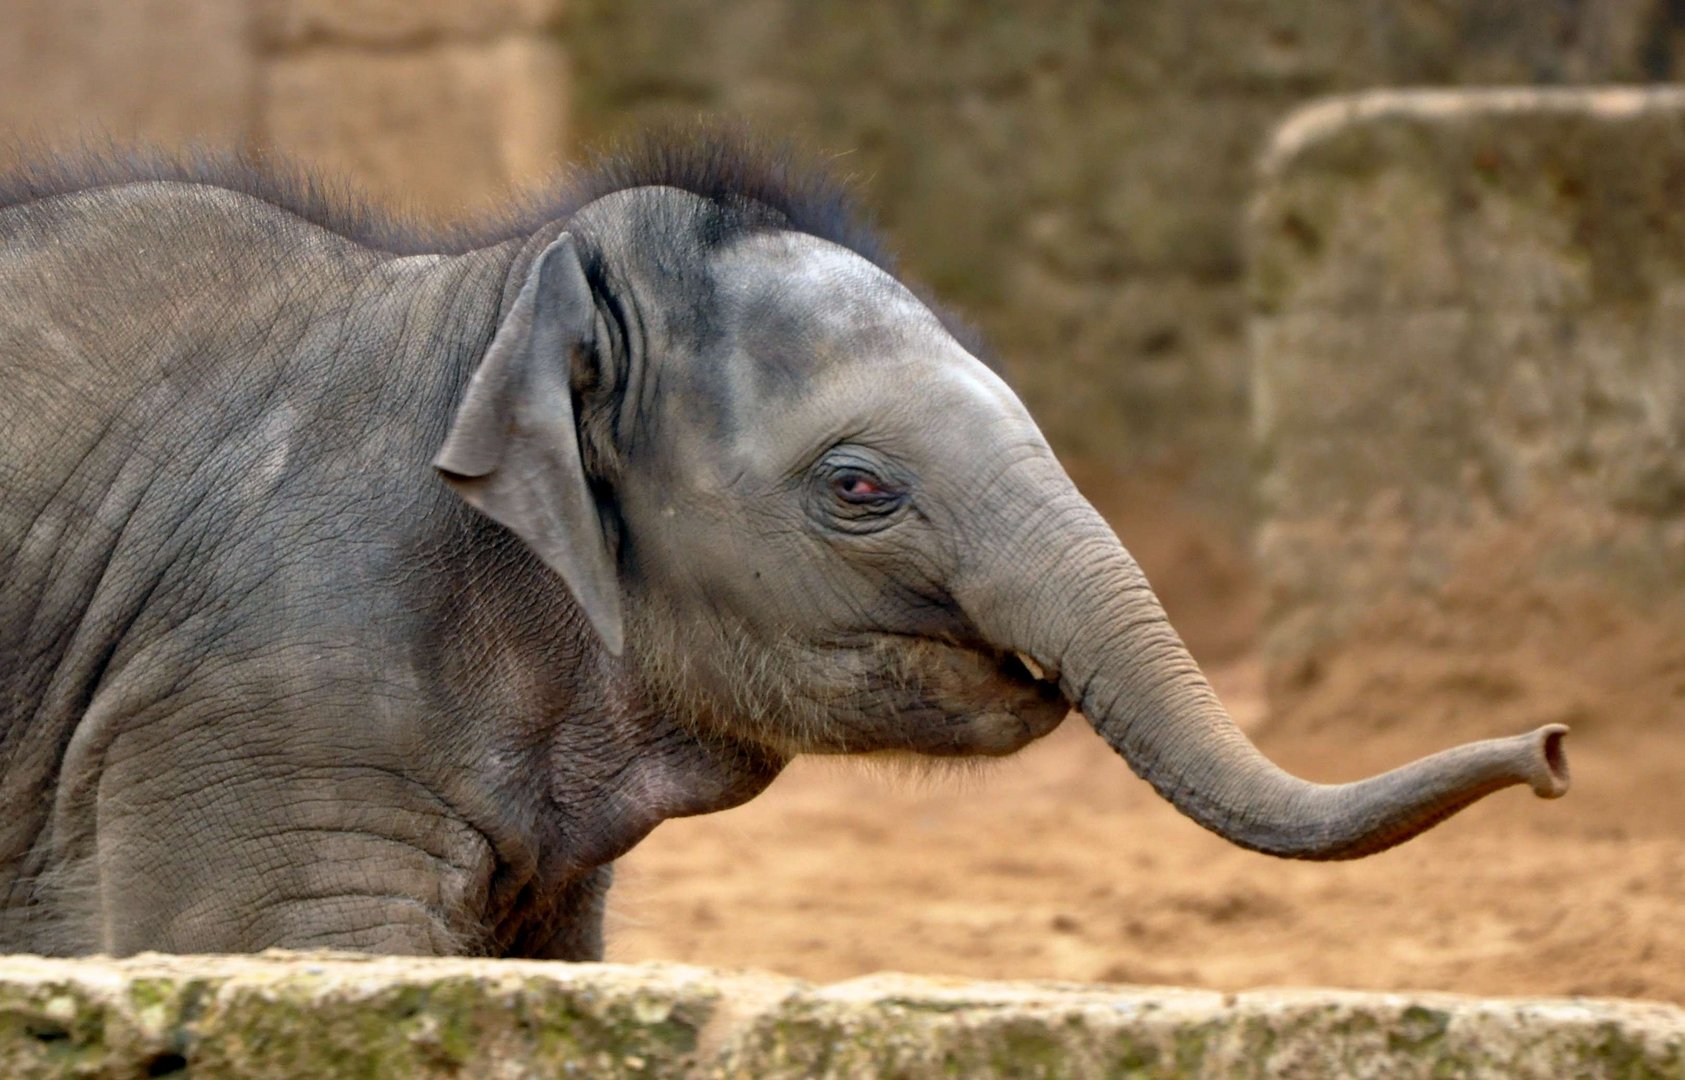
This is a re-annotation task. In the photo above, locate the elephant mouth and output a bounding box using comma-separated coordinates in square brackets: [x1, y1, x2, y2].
[758, 633, 1071, 758]
[995, 651, 1068, 718]
[1004, 649, 1061, 691]
[992, 648, 1071, 737]
[881, 639, 1069, 757]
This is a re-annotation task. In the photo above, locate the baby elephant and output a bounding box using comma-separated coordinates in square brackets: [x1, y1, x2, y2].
[0, 131, 1568, 958]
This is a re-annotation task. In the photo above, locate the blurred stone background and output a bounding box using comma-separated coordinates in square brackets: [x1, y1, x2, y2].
[0, 0, 569, 217]
[12, 1, 1685, 533]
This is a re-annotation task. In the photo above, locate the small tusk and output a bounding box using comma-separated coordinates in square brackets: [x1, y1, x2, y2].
[1014, 651, 1048, 681]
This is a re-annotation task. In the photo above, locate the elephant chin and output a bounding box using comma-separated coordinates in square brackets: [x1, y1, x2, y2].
[888, 643, 1069, 757]
[785, 638, 1068, 758]
[951, 699, 1069, 756]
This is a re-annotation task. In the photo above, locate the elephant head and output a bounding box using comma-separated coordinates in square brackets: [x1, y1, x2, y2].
[437, 137, 1568, 862]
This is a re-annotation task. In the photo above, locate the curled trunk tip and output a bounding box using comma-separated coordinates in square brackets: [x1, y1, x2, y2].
[1527, 723, 1571, 798]
[959, 467, 1575, 861]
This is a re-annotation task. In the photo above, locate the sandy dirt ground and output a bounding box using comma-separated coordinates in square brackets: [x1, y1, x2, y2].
[607, 468, 1685, 1006]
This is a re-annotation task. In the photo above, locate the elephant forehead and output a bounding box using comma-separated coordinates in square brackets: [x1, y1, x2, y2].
[715, 232, 939, 366]
[705, 232, 1036, 474]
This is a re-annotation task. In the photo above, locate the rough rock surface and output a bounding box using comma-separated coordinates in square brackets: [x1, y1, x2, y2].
[0, 953, 1678, 1078]
[1250, 87, 1685, 707]
[0, 0, 569, 218]
[255, 0, 563, 47]
[0, 0, 254, 152]
[259, 36, 569, 217]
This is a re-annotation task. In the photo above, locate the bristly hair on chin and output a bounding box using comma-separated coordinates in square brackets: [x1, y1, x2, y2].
[0, 120, 999, 368]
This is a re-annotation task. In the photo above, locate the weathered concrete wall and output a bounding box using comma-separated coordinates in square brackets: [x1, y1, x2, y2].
[0, 953, 1679, 1078]
[569, 2, 1685, 518]
[0, 0, 568, 217]
[1250, 88, 1685, 699]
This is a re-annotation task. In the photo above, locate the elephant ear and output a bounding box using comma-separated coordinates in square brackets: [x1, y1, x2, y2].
[434, 234, 624, 656]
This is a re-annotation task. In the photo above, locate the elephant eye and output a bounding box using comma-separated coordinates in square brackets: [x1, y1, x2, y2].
[832, 469, 892, 505]
[809, 450, 909, 531]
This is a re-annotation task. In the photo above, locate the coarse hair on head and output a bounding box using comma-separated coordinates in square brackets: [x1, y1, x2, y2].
[0, 121, 995, 365]
[0, 122, 893, 266]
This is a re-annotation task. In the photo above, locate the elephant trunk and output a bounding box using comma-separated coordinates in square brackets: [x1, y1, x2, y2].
[959, 471, 1568, 861]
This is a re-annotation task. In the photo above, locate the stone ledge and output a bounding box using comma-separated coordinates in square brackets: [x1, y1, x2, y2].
[1259, 86, 1685, 180]
[0, 952, 1677, 1078]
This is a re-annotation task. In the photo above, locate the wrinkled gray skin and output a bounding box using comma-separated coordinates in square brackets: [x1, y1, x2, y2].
[0, 174, 1569, 958]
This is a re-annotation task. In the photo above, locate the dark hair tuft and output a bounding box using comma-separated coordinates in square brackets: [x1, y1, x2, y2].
[0, 125, 1018, 368]
[0, 124, 894, 269]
